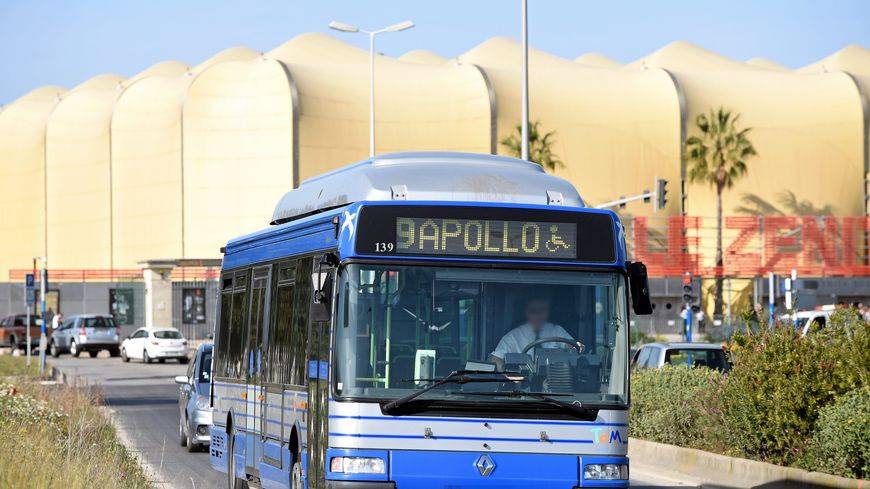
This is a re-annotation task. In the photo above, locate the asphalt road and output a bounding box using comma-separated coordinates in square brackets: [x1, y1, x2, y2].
[48, 353, 697, 489]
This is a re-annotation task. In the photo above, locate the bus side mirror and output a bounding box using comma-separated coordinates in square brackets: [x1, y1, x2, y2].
[311, 266, 335, 323]
[628, 262, 653, 315]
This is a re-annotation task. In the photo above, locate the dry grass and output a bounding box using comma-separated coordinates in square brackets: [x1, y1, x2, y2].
[0, 356, 151, 489]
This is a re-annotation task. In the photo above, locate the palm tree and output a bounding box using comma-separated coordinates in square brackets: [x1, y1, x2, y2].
[501, 121, 563, 171]
[686, 107, 758, 316]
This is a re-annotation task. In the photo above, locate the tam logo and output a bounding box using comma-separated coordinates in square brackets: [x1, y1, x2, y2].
[590, 428, 628, 445]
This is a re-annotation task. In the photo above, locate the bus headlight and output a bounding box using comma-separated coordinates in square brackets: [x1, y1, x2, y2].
[583, 463, 628, 480]
[330, 456, 386, 474]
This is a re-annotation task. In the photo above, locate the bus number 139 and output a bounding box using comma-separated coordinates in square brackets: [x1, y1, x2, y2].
[375, 242, 394, 252]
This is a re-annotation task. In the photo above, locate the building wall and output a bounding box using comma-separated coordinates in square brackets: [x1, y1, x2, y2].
[0, 86, 65, 279]
[458, 37, 684, 217]
[0, 35, 867, 285]
[45, 74, 125, 270]
[110, 48, 260, 269]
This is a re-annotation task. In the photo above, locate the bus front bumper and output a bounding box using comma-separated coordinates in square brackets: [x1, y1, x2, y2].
[326, 449, 629, 488]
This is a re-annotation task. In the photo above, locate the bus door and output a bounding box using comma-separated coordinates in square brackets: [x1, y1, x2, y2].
[245, 266, 272, 475]
[306, 257, 334, 488]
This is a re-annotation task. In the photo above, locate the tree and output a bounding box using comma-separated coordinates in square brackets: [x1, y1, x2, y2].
[686, 107, 758, 316]
[501, 121, 563, 171]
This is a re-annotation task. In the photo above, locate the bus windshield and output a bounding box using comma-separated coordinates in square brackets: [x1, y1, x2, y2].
[334, 263, 629, 408]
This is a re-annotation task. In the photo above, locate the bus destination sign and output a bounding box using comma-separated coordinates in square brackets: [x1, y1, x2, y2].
[396, 217, 576, 259]
[354, 205, 617, 263]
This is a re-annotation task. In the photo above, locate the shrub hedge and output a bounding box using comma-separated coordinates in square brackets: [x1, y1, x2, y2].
[804, 387, 870, 479]
[630, 309, 869, 479]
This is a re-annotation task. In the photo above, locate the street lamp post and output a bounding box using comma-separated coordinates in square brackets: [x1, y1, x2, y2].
[520, 0, 529, 161]
[329, 20, 415, 158]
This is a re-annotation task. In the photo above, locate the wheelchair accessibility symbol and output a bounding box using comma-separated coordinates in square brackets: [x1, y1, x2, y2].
[546, 225, 572, 252]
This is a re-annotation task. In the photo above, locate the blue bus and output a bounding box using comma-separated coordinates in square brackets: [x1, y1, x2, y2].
[210, 152, 653, 489]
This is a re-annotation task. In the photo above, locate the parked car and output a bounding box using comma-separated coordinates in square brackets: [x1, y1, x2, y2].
[0, 314, 44, 352]
[631, 342, 731, 372]
[790, 310, 833, 336]
[121, 327, 189, 364]
[49, 314, 120, 358]
[174, 343, 213, 451]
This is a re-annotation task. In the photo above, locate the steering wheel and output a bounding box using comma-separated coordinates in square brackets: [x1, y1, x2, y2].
[521, 337, 585, 355]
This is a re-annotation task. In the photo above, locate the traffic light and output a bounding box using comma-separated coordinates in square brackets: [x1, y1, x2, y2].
[655, 178, 668, 212]
[682, 272, 693, 306]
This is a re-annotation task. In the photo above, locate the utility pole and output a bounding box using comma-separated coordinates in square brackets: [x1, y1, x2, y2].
[520, 0, 530, 161]
[39, 257, 47, 373]
[768, 271, 776, 327]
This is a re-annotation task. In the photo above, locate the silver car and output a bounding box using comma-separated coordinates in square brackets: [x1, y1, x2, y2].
[49, 314, 121, 358]
[174, 343, 213, 452]
[631, 342, 731, 373]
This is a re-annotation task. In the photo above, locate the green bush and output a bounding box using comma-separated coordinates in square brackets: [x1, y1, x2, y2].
[630, 365, 726, 451]
[803, 387, 870, 479]
[721, 313, 869, 466]
[630, 311, 869, 478]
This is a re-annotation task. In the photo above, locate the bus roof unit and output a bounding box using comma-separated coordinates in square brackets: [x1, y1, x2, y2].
[271, 151, 584, 224]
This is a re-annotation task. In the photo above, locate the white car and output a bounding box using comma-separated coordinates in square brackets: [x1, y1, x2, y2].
[786, 310, 833, 336]
[121, 327, 189, 364]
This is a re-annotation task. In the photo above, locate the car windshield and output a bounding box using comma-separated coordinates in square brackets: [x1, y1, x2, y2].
[154, 330, 183, 339]
[664, 348, 730, 372]
[199, 349, 212, 383]
[334, 264, 629, 407]
[85, 317, 117, 328]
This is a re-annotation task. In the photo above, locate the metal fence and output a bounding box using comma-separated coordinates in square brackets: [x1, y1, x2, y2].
[171, 280, 219, 343]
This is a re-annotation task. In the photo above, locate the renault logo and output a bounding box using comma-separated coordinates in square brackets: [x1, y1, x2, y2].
[474, 454, 496, 476]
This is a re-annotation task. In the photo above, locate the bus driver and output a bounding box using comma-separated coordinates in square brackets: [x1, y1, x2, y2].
[489, 297, 583, 370]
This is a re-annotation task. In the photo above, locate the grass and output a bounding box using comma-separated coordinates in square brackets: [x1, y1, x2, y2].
[0, 353, 40, 377]
[0, 355, 151, 489]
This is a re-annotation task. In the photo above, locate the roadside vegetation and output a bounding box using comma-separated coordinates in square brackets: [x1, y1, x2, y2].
[630, 309, 869, 479]
[0, 355, 150, 488]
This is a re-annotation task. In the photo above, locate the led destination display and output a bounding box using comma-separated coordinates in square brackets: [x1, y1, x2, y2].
[354, 205, 617, 263]
[396, 217, 576, 259]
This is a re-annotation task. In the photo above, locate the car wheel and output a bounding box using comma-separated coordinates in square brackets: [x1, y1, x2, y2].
[143, 350, 152, 364]
[179, 416, 188, 447]
[109, 348, 120, 358]
[179, 356, 190, 364]
[50, 341, 60, 358]
[186, 422, 197, 453]
[291, 460, 303, 489]
[88, 350, 99, 358]
[70, 340, 80, 358]
[158, 358, 166, 364]
[121, 348, 129, 362]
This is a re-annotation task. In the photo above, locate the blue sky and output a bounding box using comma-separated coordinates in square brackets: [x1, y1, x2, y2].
[1, 0, 868, 104]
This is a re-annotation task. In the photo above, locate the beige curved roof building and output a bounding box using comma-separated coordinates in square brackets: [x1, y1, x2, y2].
[0, 86, 66, 279]
[0, 36, 866, 280]
[110, 48, 259, 268]
[181, 33, 493, 259]
[745, 57, 789, 71]
[628, 41, 866, 218]
[459, 37, 683, 216]
[574, 53, 622, 68]
[399, 49, 449, 65]
[799, 45, 870, 215]
[45, 74, 126, 270]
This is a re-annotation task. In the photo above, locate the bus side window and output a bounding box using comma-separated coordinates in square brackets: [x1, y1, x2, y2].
[290, 258, 314, 385]
[227, 270, 250, 379]
[267, 262, 296, 385]
[215, 274, 234, 378]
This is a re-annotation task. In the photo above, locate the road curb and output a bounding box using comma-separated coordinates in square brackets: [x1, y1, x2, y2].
[629, 437, 867, 488]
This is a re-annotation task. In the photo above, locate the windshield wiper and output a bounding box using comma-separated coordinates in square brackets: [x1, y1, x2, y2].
[381, 370, 524, 415]
[458, 390, 599, 419]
